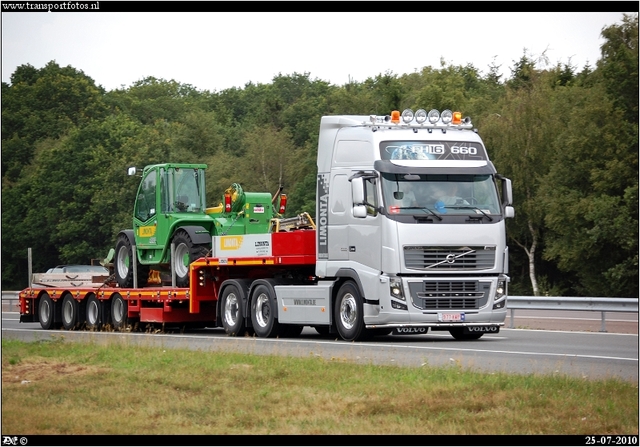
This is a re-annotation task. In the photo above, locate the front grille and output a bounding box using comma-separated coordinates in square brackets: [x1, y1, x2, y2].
[408, 280, 490, 310]
[404, 246, 495, 271]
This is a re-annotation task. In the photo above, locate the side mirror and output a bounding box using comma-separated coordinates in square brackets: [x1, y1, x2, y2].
[504, 205, 515, 218]
[502, 178, 513, 206]
[353, 205, 367, 218]
[128, 167, 137, 176]
[351, 177, 365, 204]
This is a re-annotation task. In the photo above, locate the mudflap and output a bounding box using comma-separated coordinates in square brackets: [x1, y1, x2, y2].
[462, 326, 500, 335]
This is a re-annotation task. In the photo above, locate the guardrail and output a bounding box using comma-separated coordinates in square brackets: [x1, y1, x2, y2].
[3, 291, 638, 332]
[508, 296, 638, 332]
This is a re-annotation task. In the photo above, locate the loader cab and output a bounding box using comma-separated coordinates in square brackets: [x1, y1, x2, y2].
[128, 163, 212, 267]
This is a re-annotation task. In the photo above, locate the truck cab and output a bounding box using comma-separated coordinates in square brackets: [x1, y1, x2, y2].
[316, 109, 514, 340]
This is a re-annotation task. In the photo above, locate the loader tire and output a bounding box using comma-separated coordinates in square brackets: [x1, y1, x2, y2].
[115, 233, 149, 288]
[171, 230, 209, 288]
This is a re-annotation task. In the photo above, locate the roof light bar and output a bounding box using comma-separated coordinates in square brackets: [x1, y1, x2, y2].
[365, 108, 472, 129]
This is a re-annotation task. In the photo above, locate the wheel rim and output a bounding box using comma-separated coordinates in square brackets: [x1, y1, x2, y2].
[224, 292, 239, 326]
[174, 243, 189, 278]
[63, 298, 74, 324]
[255, 293, 270, 328]
[116, 246, 130, 278]
[113, 298, 124, 323]
[87, 300, 99, 325]
[339, 293, 357, 330]
[40, 299, 51, 323]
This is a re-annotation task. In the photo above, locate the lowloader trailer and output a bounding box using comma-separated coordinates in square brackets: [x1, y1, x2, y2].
[19, 108, 514, 341]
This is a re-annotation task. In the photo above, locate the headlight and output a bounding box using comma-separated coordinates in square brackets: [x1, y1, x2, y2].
[389, 277, 405, 301]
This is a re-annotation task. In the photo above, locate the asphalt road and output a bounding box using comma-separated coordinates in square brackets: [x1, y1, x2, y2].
[2, 309, 637, 382]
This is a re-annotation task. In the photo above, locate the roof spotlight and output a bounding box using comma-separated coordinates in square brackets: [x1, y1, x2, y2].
[401, 109, 414, 124]
[428, 109, 440, 124]
[415, 109, 427, 124]
[441, 109, 453, 124]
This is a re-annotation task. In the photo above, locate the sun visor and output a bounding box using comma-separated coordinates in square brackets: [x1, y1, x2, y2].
[374, 159, 495, 175]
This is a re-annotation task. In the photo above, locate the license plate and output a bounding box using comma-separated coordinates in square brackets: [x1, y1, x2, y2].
[438, 312, 465, 322]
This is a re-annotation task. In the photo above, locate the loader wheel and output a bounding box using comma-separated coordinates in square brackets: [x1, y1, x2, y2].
[171, 230, 210, 288]
[61, 293, 84, 331]
[115, 234, 149, 288]
[250, 284, 280, 338]
[334, 281, 366, 341]
[111, 293, 128, 331]
[221, 285, 245, 336]
[38, 292, 58, 330]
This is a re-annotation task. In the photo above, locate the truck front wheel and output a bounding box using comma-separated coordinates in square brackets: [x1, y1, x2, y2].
[250, 284, 280, 338]
[334, 281, 366, 341]
[449, 328, 483, 341]
[115, 234, 149, 288]
[221, 285, 245, 336]
[172, 231, 209, 288]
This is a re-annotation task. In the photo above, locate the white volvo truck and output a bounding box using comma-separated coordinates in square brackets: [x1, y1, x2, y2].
[274, 108, 514, 341]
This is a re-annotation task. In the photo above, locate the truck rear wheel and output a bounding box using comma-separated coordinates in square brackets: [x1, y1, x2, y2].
[172, 230, 209, 288]
[111, 293, 128, 331]
[61, 293, 84, 331]
[38, 292, 58, 330]
[221, 285, 245, 336]
[115, 234, 149, 288]
[250, 284, 280, 338]
[334, 281, 366, 341]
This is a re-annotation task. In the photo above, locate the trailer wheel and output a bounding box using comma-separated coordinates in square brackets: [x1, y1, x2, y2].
[85, 293, 104, 331]
[38, 292, 57, 330]
[115, 234, 149, 288]
[111, 293, 128, 331]
[449, 328, 483, 341]
[250, 284, 280, 338]
[334, 281, 366, 341]
[61, 293, 84, 331]
[221, 285, 245, 336]
[172, 230, 209, 288]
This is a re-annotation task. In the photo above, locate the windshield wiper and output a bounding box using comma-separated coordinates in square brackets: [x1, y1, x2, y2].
[448, 206, 494, 221]
[398, 206, 443, 221]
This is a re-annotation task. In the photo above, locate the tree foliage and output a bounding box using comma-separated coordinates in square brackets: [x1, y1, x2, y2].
[1, 15, 636, 297]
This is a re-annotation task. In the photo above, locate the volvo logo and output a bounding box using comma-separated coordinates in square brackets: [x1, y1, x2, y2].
[445, 254, 456, 264]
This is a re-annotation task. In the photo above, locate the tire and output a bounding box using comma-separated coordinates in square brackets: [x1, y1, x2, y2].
[111, 293, 128, 331]
[221, 285, 245, 336]
[334, 281, 366, 341]
[38, 292, 58, 330]
[115, 233, 149, 288]
[172, 230, 210, 288]
[85, 293, 104, 331]
[61, 293, 84, 331]
[449, 328, 483, 341]
[250, 284, 279, 338]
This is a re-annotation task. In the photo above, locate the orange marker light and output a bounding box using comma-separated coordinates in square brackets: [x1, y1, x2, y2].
[391, 110, 401, 123]
[452, 112, 462, 124]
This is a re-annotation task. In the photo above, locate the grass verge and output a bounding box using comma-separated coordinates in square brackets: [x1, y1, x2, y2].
[1, 337, 638, 435]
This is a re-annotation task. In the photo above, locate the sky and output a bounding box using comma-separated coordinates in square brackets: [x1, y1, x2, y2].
[1, 10, 634, 93]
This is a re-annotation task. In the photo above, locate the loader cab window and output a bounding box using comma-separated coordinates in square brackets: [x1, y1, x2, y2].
[135, 170, 157, 222]
[171, 167, 205, 213]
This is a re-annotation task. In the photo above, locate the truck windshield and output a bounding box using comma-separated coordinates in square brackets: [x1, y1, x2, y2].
[381, 173, 501, 216]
